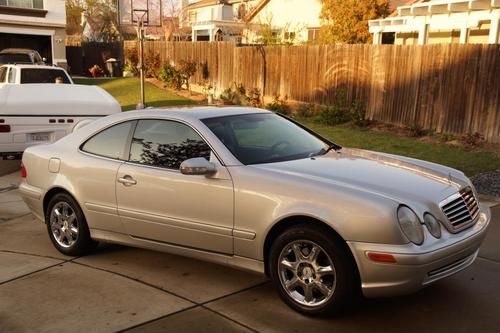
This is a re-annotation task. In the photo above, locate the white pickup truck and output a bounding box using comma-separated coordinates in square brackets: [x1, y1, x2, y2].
[0, 84, 121, 160]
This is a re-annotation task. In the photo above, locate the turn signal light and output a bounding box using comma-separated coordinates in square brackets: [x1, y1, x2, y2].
[0, 125, 11, 133]
[21, 163, 27, 178]
[367, 252, 397, 263]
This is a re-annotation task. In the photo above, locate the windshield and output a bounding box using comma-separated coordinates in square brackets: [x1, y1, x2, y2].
[20, 68, 71, 84]
[202, 113, 329, 165]
[0, 54, 31, 64]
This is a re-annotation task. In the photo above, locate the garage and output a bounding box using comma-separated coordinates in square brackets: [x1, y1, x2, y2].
[0, 32, 52, 64]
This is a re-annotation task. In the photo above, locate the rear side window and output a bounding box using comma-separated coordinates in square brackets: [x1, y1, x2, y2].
[129, 120, 211, 170]
[20, 68, 71, 84]
[0, 54, 31, 64]
[81, 122, 134, 160]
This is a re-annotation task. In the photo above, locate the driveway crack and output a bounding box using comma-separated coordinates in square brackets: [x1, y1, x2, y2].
[0, 185, 18, 193]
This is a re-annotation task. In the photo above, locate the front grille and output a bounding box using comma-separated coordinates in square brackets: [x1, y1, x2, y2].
[440, 187, 479, 232]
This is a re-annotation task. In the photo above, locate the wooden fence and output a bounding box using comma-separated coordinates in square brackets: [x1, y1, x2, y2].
[66, 42, 123, 76]
[124, 41, 500, 142]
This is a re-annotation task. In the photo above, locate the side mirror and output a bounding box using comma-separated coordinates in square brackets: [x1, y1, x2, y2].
[180, 157, 216, 176]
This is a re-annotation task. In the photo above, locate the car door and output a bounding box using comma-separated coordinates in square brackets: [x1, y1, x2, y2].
[78, 120, 136, 233]
[116, 119, 234, 254]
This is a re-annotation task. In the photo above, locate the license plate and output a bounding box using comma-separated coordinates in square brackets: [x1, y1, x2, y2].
[31, 133, 50, 142]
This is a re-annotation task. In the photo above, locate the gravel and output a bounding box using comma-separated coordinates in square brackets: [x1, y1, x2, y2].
[471, 170, 500, 197]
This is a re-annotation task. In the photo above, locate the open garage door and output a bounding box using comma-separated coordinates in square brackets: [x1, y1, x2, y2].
[0, 33, 52, 64]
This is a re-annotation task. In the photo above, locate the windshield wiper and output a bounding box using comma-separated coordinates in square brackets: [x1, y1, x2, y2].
[309, 144, 342, 158]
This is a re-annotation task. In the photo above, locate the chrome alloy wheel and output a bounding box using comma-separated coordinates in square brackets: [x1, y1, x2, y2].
[50, 201, 79, 248]
[278, 240, 336, 307]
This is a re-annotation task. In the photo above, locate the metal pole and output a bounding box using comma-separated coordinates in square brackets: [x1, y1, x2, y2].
[136, 14, 146, 109]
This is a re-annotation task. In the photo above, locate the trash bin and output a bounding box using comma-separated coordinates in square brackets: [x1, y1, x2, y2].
[105, 58, 122, 78]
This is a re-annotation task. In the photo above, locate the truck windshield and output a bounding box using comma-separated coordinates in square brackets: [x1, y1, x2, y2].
[0, 54, 31, 64]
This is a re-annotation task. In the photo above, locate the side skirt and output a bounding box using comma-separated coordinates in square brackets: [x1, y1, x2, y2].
[90, 228, 265, 275]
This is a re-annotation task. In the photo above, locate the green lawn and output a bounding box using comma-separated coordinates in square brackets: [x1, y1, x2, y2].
[74, 77, 499, 176]
[301, 121, 500, 176]
[74, 77, 194, 111]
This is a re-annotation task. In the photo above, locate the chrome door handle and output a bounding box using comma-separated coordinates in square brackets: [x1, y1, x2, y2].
[117, 176, 137, 186]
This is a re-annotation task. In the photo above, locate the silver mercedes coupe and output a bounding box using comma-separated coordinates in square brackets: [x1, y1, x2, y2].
[19, 107, 491, 315]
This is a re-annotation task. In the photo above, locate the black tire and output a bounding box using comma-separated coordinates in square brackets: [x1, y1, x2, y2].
[269, 224, 358, 316]
[45, 192, 97, 256]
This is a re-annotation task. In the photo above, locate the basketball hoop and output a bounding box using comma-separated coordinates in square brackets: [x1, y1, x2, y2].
[118, 0, 162, 27]
[118, 0, 162, 109]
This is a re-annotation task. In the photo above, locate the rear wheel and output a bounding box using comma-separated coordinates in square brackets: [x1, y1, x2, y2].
[269, 224, 358, 316]
[46, 193, 97, 256]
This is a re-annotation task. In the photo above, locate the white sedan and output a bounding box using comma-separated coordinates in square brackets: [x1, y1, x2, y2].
[19, 107, 491, 315]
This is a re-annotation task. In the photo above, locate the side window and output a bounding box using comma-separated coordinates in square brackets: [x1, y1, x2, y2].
[0, 67, 6, 82]
[130, 120, 211, 170]
[81, 121, 134, 160]
[7, 68, 16, 83]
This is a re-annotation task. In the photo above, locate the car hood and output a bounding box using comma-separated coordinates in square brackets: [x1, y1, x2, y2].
[253, 148, 468, 205]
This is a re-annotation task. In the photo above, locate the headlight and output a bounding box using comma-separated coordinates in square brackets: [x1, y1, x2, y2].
[397, 206, 424, 245]
[424, 213, 442, 239]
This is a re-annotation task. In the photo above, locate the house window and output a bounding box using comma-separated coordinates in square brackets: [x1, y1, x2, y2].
[284, 32, 296, 40]
[0, 0, 43, 9]
[307, 28, 320, 41]
[189, 11, 197, 23]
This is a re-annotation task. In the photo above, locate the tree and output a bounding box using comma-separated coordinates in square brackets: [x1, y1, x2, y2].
[83, 0, 120, 42]
[162, 0, 182, 41]
[320, 0, 390, 44]
[66, 0, 85, 36]
[66, 0, 119, 41]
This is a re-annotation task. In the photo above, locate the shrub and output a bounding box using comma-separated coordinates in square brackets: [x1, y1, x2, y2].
[157, 59, 198, 91]
[158, 62, 182, 90]
[178, 60, 197, 90]
[317, 104, 350, 126]
[220, 83, 251, 105]
[144, 50, 161, 78]
[408, 124, 428, 138]
[296, 103, 316, 118]
[462, 132, 484, 147]
[266, 95, 291, 115]
[249, 88, 263, 107]
[350, 100, 368, 126]
[124, 46, 138, 69]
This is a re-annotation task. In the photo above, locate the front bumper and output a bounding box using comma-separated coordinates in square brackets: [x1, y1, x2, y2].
[348, 205, 491, 298]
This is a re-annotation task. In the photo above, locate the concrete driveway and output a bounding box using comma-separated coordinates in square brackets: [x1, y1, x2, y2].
[0, 171, 499, 333]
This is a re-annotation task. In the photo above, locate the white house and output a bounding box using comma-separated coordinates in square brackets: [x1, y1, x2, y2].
[369, 0, 500, 45]
[179, 0, 322, 44]
[0, 0, 67, 66]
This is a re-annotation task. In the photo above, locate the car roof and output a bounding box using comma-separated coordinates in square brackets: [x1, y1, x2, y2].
[0, 48, 37, 54]
[0, 64, 65, 70]
[107, 107, 272, 122]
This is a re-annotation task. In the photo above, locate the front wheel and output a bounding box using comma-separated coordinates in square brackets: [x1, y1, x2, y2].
[46, 193, 97, 256]
[269, 224, 358, 316]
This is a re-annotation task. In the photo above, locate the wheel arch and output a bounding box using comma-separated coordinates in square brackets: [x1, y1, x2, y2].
[43, 187, 80, 222]
[263, 215, 360, 281]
